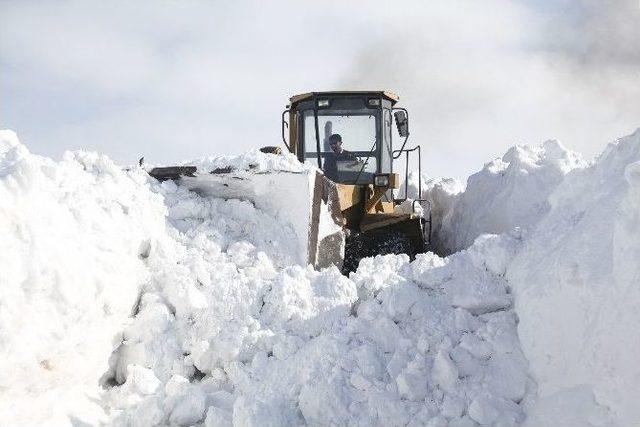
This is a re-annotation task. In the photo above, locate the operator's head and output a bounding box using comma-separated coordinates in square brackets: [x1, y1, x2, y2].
[329, 134, 343, 153]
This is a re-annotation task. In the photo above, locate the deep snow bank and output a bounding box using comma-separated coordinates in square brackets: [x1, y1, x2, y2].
[0, 132, 317, 425]
[422, 129, 640, 426]
[413, 140, 587, 254]
[507, 129, 640, 426]
[0, 130, 166, 424]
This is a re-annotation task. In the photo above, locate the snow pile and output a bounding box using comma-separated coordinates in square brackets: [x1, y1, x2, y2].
[401, 176, 465, 255]
[0, 130, 320, 425]
[506, 129, 640, 426]
[0, 130, 166, 425]
[418, 129, 640, 426]
[413, 140, 587, 254]
[105, 208, 530, 426]
[182, 148, 313, 174]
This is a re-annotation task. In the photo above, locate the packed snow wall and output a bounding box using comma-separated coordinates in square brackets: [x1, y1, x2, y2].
[0, 130, 167, 424]
[507, 130, 640, 426]
[407, 139, 588, 255]
[416, 129, 640, 426]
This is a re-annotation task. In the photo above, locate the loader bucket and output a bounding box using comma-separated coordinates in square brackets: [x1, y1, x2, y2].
[149, 166, 346, 270]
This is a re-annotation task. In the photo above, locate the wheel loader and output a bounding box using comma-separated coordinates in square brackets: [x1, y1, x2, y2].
[149, 91, 430, 273]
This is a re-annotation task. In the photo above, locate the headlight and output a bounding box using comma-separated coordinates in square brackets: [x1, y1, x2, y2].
[374, 174, 389, 187]
[317, 99, 330, 107]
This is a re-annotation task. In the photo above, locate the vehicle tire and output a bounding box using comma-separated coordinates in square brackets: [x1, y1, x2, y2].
[343, 230, 413, 274]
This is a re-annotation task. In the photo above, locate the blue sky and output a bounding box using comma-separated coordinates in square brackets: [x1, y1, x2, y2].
[1, 0, 639, 177]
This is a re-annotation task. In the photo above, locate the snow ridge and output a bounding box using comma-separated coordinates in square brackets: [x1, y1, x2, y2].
[0, 130, 166, 425]
[414, 139, 588, 254]
[417, 129, 640, 426]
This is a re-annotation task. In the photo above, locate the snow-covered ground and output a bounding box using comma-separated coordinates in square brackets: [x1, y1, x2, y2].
[1, 128, 638, 426]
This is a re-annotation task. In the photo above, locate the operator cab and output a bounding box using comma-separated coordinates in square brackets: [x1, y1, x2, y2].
[282, 91, 409, 185]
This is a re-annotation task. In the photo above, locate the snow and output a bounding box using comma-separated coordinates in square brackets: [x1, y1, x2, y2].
[507, 129, 640, 426]
[178, 167, 342, 269]
[411, 140, 587, 254]
[0, 130, 167, 425]
[1, 127, 639, 426]
[108, 235, 528, 426]
[417, 130, 640, 425]
[181, 148, 315, 174]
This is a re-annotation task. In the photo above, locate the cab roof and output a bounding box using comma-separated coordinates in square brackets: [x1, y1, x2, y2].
[289, 91, 399, 106]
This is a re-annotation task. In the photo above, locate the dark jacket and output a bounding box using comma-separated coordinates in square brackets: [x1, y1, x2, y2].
[323, 150, 357, 182]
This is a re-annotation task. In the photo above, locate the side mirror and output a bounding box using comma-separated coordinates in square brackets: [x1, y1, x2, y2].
[394, 110, 409, 137]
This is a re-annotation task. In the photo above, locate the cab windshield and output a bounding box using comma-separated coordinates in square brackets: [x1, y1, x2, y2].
[303, 111, 378, 184]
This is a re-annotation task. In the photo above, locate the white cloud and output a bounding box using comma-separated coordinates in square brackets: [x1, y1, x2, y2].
[1, 0, 638, 177]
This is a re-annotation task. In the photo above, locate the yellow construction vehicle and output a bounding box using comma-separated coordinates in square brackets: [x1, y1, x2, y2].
[149, 91, 430, 273]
